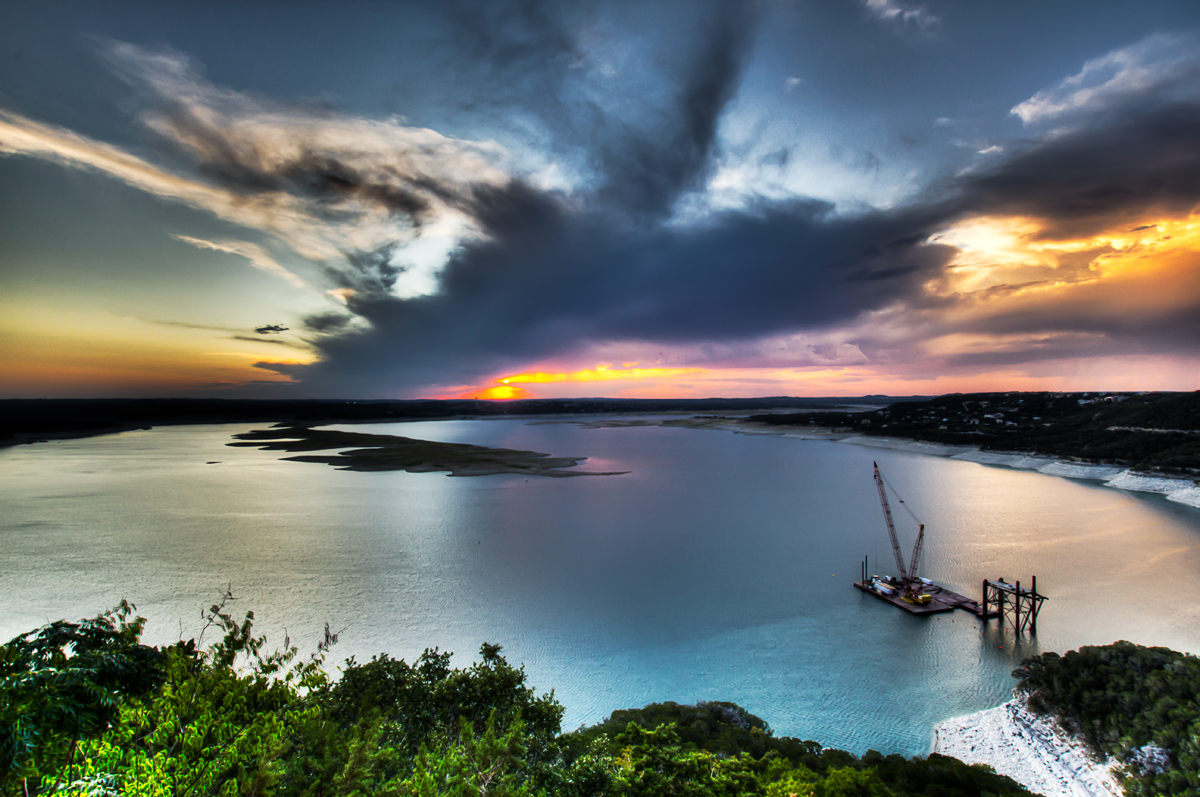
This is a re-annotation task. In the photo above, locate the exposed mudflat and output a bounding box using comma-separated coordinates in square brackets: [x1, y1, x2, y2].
[228, 426, 628, 477]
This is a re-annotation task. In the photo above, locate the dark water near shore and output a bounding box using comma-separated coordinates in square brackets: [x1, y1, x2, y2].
[3, 418, 1200, 755]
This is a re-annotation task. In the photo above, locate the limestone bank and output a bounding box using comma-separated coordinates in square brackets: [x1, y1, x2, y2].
[933, 695, 1122, 797]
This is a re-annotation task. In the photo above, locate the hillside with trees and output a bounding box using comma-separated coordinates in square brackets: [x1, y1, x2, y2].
[748, 391, 1200, 474]
[1015, 641, 1200, 796]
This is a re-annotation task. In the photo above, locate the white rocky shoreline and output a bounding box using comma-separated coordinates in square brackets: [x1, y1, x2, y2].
[920, 442, 1197, 510]
[933, 694, 1123, 797]
[668, 416, 1200, 511]
[839, 433, 1200, 509]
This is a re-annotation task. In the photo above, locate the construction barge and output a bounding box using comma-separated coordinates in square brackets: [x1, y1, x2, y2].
[855, 462, 1046, 628]
[853, 573, 995, 617]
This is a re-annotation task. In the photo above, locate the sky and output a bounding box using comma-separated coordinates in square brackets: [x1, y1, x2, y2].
[3, 1, 1200, 400]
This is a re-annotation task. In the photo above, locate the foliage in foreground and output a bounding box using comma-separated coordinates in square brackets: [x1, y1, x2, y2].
[2, 603, 1037, 797]
[1016, 641, 1200, 797]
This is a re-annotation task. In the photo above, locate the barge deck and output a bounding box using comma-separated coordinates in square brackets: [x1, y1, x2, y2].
[853, 579, 999, 618]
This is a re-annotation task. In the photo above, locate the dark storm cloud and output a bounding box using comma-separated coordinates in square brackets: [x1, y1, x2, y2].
[150, 103, 442, 229]
[958, 99, 1200, 239]
[914, 92, 1200, 361]
[55, 13, 1200, 394]
[589, 3, 753, 219]
[935, 335, 1122, 368]
[326, 245, 405, 301]
[282, 66, 1200, 393]
[273, 185, 959, 392]
[303, 312, 353, 335]
[414, 0, 752, 220]
[254, 324, 288, 334]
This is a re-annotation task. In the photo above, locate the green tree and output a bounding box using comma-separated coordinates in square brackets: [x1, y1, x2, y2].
[18, 595, 330, 797]
[0, 600, 164, 794]
[610, 723, 764, 797]
[402, 713, 536, 797]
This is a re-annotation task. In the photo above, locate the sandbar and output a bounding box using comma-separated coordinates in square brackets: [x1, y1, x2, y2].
[228, 426, 628, 478]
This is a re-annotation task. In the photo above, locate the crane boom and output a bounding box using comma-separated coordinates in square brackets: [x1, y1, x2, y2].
[908, 524, 925, 581]
[873, 461, 909, 582]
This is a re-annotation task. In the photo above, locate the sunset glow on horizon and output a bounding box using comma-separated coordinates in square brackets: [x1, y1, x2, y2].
[499, 365, 706, 385]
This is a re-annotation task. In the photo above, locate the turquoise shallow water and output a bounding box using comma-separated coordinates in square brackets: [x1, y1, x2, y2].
[2, 418, 1199, 755]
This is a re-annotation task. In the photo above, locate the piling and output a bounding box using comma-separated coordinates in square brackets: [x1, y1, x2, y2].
[1031, 575, 1037, 633]
[1016, 581, 1021, 632]
[980, 577, 1047, 634]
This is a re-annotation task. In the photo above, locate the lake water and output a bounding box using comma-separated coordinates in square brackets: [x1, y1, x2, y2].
[3, 418, 1200, 756]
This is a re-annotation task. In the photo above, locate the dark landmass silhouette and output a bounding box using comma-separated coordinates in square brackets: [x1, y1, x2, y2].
[0, 396, 896, 447]
[748, 390, 1200, 474]
[228, 426, 628, 477]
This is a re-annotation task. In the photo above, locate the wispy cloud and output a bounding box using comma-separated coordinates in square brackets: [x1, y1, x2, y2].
[142, 319, 238, 332]
[104, 42, 509, 258]
[0, 42, 512, 286]
[862, 0, 940, 34]
[231, 335, 308, 349]
[1011, 31, 1200, 125]
[172, 235, 309, 289]
[0, 109, 244, 221]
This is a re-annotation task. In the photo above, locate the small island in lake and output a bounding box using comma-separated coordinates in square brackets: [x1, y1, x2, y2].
[228, 425, 629, 477]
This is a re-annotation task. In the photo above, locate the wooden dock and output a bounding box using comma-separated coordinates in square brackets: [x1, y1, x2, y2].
[854, 579, 999, 618]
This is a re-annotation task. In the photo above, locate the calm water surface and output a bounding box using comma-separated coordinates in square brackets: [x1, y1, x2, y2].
[3, 419, 1199, 755]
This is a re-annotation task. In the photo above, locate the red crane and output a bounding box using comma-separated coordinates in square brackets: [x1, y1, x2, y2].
[873, 461, 925, 596]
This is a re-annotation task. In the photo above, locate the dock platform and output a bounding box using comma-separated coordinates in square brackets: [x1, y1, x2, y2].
[854, 580, 999, 618]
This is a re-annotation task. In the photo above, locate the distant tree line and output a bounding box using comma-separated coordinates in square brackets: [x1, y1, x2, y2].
[750, 391, 1200, 473]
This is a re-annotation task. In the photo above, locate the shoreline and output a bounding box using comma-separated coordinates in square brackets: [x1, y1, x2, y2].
[7, 411, 1199, 508]
[651, 416, 1200, 510]
[932, 694, 1122, 797]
